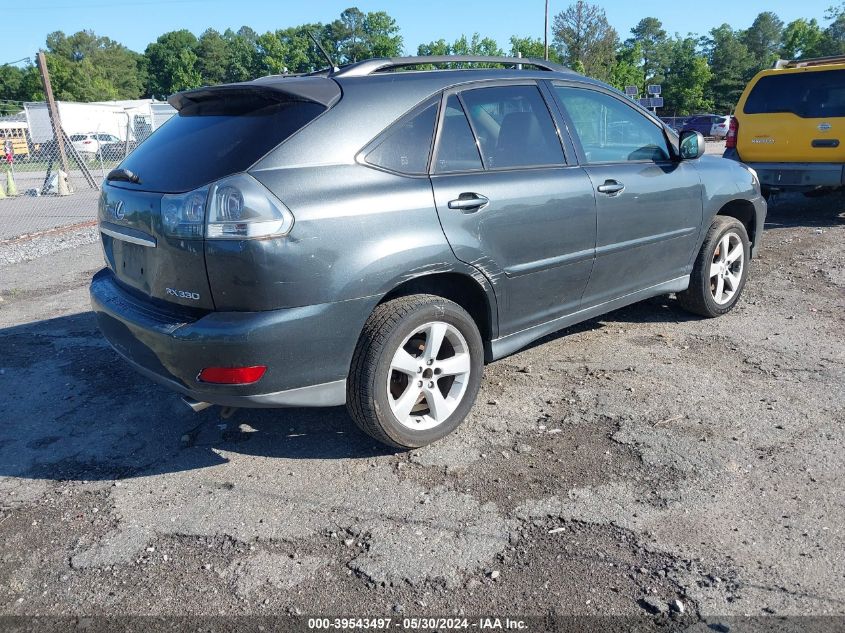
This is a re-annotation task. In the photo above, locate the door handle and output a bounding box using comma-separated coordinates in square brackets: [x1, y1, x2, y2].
[597, 180, 625, 196]
[448, 193, 489, 212]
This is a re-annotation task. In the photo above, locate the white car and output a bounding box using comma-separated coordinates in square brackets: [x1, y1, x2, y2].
[70, 133, 122, 158]
[710, 116, 732, 140]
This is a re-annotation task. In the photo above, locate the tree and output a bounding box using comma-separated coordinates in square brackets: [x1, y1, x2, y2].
[417, 33, 503, 65]
[705, 24, 757, 112]
[606, 42, 644, 93]
[509, 36, 562, 62]
[820, 3, 845, 55]
[627, 17, 668, 93]
[44, 30, 146, 100]
[144, 30, 202, 98]
[224, 27, 260, 83]
[661, 37, 713, 115]
[363, 11, 403, 58]
[196, 29, 229, 84]
[552, 1, 618, 81]
[743, 12, 784, 69]
[781, 19, 825, 59]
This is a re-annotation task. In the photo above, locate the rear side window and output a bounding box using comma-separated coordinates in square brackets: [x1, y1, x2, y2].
[366, 101, 438, 175]
[460, 85, 564, 169]
[119, 98, 325, 193]
[744, 70, 845, 118]
[434, 95, 483, 173]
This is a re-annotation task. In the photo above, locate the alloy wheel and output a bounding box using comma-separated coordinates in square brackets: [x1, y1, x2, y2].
[386, 321, 472, 431]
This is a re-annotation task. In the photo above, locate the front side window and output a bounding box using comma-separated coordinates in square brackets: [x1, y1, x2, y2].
[554, 86, 670, 163]
[460, 85, 564, 169]
[433, 95, 483, 174]
[366, 101, 438, 175]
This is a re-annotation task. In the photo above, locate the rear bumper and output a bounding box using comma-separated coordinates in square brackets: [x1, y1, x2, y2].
[723, 151, 845, 190]
[89, 269, 378, 408]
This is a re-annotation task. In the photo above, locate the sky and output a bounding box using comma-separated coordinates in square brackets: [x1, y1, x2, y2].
[1, 0, 839, 64]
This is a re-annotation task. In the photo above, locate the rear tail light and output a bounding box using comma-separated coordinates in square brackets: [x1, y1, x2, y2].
[206, 173, 294, 239]
[160, 173, 294, 240]
[198, 366, 267, 385]
[726, 117, 738, 148]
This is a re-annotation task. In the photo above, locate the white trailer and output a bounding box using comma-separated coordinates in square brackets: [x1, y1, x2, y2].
[24, 99, 176, 143]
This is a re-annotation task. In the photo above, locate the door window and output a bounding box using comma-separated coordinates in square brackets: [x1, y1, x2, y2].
[554, 86, 670, 163]
[433, 95, 483, 173]
[460, 85, 564, 169]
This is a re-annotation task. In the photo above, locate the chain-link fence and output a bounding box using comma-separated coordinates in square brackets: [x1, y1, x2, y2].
[0, 100, 175, 241]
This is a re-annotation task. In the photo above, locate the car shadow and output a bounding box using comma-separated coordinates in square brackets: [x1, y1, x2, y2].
[764, 191, 845, 229]
[0, 312, 396, 484]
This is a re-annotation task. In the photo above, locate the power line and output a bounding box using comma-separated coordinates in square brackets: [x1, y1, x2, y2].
[2, 57, 32, 67]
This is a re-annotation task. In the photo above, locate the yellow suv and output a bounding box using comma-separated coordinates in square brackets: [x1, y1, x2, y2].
[725, 55, 845, 196]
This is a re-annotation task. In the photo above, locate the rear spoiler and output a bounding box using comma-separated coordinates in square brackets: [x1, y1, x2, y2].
[168, 77, 342, 111]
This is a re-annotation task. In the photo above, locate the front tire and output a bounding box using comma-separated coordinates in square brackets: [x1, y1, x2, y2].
[347, 294, 484, 449]
[677, 216, 750, 318]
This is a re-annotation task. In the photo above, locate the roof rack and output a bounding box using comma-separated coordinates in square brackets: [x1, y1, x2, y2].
[332, 56, 571, 78]
[773, 54, 845, 69]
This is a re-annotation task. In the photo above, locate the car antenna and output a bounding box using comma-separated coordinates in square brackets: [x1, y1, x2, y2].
[308, 31, 339, 73]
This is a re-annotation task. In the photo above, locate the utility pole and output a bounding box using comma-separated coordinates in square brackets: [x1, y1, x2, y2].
[36, 51, 69, 174]
[544, 0, 550, 61]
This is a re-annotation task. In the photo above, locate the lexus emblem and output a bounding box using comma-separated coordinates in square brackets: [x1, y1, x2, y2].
[818, 122, 832, 132]
[107, 200, 125, 220]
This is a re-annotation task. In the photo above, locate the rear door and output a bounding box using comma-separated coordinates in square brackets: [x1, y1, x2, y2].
[430, 83, 597, 335]
[738, 67, 845, 163]
[551, 83, 702, 305]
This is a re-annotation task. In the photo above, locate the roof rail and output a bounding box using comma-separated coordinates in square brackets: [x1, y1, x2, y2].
[773, 54, 845, 69]
[332, 56, 571, 78]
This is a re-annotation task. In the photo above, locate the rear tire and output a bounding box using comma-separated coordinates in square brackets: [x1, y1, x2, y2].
[677, 216, 750, 318]
[347, 294, 484, 449]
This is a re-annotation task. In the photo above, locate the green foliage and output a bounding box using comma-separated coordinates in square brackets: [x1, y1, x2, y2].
[661, 37, 713, 115]
[743, 12, 784, 70]
[144, 30, 202, 98]
[627, 17, 668, 93]
[705, 24, 757, 113]
[508, 36, 562, 63]
[781, 19, 825, 59]
[606, 43, 644, 93]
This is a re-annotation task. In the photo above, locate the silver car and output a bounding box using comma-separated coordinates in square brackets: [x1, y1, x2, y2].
[90, 56, 766, 448]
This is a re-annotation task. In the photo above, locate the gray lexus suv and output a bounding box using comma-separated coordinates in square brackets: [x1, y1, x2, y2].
[90, 56, 766, 449]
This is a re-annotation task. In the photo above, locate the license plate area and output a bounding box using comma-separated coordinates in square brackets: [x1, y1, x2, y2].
[119, 242, 147, 283]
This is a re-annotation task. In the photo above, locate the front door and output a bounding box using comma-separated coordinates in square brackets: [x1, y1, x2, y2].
[429, 84, 597, 336]
[551, 84, 703, 307]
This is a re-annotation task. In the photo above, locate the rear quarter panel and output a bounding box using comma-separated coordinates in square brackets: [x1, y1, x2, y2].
[210, 165, 492, 313]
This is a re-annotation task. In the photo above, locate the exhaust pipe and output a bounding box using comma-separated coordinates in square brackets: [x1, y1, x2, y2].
[181, 396, 213, 413]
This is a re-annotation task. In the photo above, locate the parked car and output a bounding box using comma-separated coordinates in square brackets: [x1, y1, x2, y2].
[681, 114, 724, 137]
[725, 55, 845, 197]
[70, 133, 123, 159]
[711, 115, 732, 139]
[90, 55, 766, 449]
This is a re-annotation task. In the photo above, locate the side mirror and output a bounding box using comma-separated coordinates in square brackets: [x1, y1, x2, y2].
[679, 130, 705, 160]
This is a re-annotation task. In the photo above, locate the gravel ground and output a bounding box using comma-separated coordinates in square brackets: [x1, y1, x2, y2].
[0, 192, 842, 631]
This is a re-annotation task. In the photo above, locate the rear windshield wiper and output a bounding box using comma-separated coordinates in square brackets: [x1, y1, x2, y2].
[106, 168, 141, 184]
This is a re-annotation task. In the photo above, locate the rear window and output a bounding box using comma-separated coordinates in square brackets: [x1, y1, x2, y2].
[119, 98, 325, 193]
[744, 70, 845, 118]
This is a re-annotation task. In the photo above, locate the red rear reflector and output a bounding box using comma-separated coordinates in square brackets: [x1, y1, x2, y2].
[726, 117, 739, 149]
[198, 366, 267, 384]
